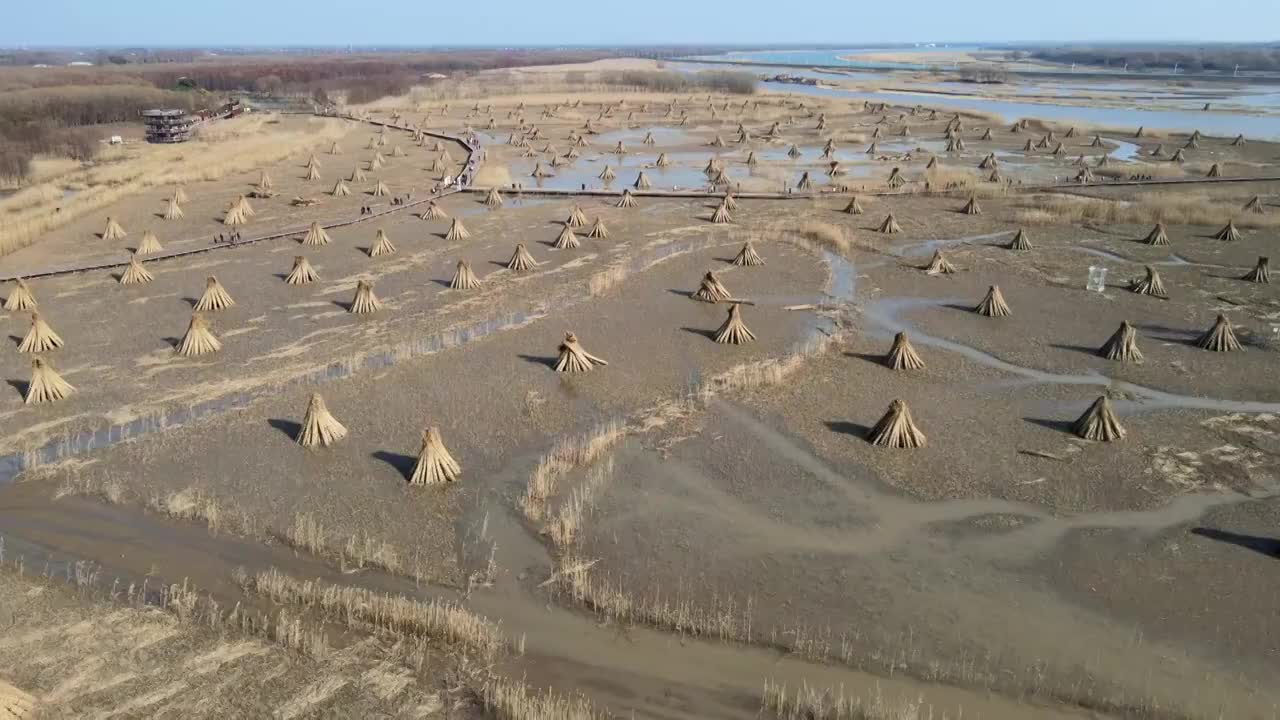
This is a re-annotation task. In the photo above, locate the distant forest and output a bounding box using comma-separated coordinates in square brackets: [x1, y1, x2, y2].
[1030, 46, 1280, 72]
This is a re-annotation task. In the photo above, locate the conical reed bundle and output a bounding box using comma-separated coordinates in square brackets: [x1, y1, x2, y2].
[409, 427, 461, 485]
[331, 179, 351, 197]
[797, 172, 813, 191]
[884, 331, 925, 370]
[173, 186, 189, 203]
[1073, 396, 1126, 441]
[297, 393, 347, 449]
[588, 218, 609, 239]
[566, 206, 587, 227]
[258, 169, 273, 189]
[372, 180, 390, 197]
[867, 399, 926, 448]
[634, 172, 651, 190]
[102, 216, 126, 241]
[508, 243, 537, 272]
[5, 279, 36, 311]
[1099, 321, 1143, 363]
[844, 196, 864, 215]
[974, 285, 1011, 317]
[1144, 223, 1170, 246]
[1243, 256, 1269, 284]
[484, 187, 504, 208]
[302, 221, 331, 246]
[1008, 228, 1032, 250]
[18, 312, 63, 353]
[655, 153, 670, 167]
[350, 166, 368, 182]
[711, 202, 732, 224]
[349, 280, 381, 314]
[445, 218, 470, 241]
[693, 271, 733, 303]
[1129, 266, 1167, 298]
[195, 276, 235, 312]
[555, 332, 608, 373]
[732, 242, 764, 267]
[177, 313, 221, 357]
[136, 229, 163, 255]
[450, 260, 481, 289]
[723, 193, 738, 211]
[286, 256, 319, 285]
[878, 213, 902, 234]
[1243, 196, 1264, 214]
[616, 190, 637, 208]
[960, 196, 982, 215]
[1213, 220, 1241, 241]
[25, 357, 75, 404]
[597, 165, 615, 181]
[421, 202, 448, 220]
[369, 229, 397, 257]
[120, 255, 153, 285]
[553, 225, 580, 249]
[163, 197, 184, 220]
[1196, 314, 1242, 352]
[713, 303, 756, 344]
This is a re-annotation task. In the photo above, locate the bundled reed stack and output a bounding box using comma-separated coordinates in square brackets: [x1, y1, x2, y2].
[878, 213, 902, 234]
[223, 198, 249, 227]
[1144, 223, 1170, 246]
[1170, 148, 1187, 163]
[978, 153, 997, 170]
[445, 218, 470, 241]
[349, 280, 381, 314]
[137, 230, 163, 255]
[409, 427, 461, 484]
[655, 153, 671, 168]
[588, 218, 609, 239]
[484, 187, 504, 208]
[330, 178, 351, 197]
[372, 180, 390, 197]
[693, 271, 732, 303]
[329, 141, 342, 155]
[530, 162, 551, 178]
[1130, 266, 1167, 297]
[195, 276, 235, 311]
[1232, 134, 1246, 146]
[177, 312, 221, 357]
[1197, 314, 1243, 352]
[391, 145, 406, 158]
[723, 193, 738, 211]
[616, 189, 638, 208]
[24, 357, 74, 404]
[1150, 144, 1164, 158]
[643, 131, 656, 145]
[960, 195, 982, 215]
[1073, 396, 1126, 441]
[5, 279, 36, 311]
[286, 256, 319, 285]
[1008, 228, 1032, 250]
[867, 399, 926, 448]
[508, 243, 537, 272]
[369, 229, 397, 257]
[733, 242, 764, 266]
[1206, 163, 1221, 178]
[598, 165, 616, 182]
[1099, 320, 1143, 363]
[555, 332, 608, 373]
[1243, 256, 1270, 283]
[297, 393, 347, 449]
[711, 201, 732, 224]
[795, 172, 814, 191]
[787, 144, 801, 159]
[1214, 219, 1242, 241]
[884, 331, 925, 370]
[566, 206, 588, 227]
[370, 153, 385, 170]
[173, 186, 189, 203]
[18, 312, 63, 353]
[102, 217, 127, 241]
[450, 260, 481, 289]
[302, 221, 331, 246]
[163, 195, 184, 220]
[886, 167, 906, 188]
[554, 224, 580, 249]
[350, 166, 368, 182]
[974, 285, 1011, 317]
[844, 196, 865, 215]
[634, 171, 651, 190]
[119, 254, 153, 285]
[1243, 196, 1265, 214]
[259, 170, 273, 190]
[713, 303, 756, 344]
[421, 202, 448, 220]
[924, 250, 956, 275]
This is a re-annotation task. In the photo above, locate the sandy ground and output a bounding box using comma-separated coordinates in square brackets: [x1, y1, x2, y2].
[3, 80, 1280, 719]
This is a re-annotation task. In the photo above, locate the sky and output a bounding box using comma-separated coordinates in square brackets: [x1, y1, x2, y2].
[3, 0, 1278, 47]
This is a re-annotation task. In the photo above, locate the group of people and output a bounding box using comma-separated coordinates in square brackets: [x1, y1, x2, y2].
[213, 231, 242, 244]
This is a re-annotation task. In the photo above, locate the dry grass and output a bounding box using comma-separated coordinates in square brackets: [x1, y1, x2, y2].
[588, 264, 630, 296]
[1093, 162, 1186, 180]
[481, 676, 608, 720]
[520, 420, 625, 522]
[696, 331, 839, 397]
[281, 512, 409, 577]
[1013, 191, 1280, 228]
[147, 487, 224, 534]
[761, 679, 936, 720]
[241, 568, 505, 664]
[546, 458, 614, 550]
[0, 115, 347, 256]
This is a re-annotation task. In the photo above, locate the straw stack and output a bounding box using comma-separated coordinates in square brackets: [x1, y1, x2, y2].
[867, 399, 926, 448]
[713, 303, 756, 344]
[974, 285, 1011, 317]
[1073, 396, 1126, 441]
[297, 393, 347, 448]
[286, 256, 319, 285]
[194, 276, 235, 312]
[18, 312, 63, 353]
[24, 357, 75, 404]
[349, 280, 381, 314]
[177, 313, 221, 357]
[555, 332, 608, 373]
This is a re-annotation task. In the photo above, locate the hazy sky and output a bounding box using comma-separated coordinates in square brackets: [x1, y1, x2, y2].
[4, 0, 1278, 47]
